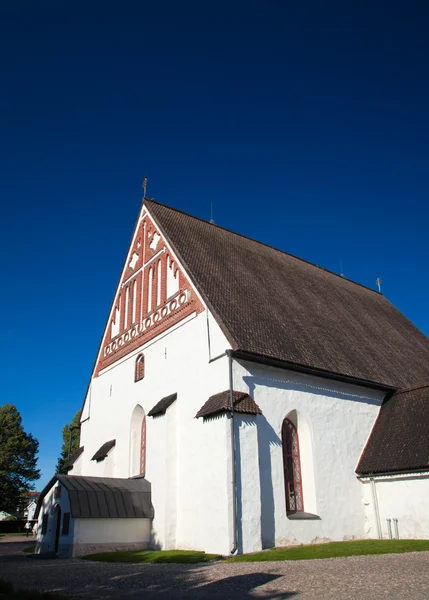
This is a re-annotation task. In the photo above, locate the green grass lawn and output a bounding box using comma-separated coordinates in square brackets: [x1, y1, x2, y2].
[0, 533, 29, 538]
[226, 539, 429, 562]
[83, 540, 429, 564]
[83, 549, 221, 564]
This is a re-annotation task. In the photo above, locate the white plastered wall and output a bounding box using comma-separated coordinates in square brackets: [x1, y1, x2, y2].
[73, 518, 151, 557]
[36, 481, 74, 558]
[361, 473, 429, 540]
[78, 309, 232, 555]
[233, 359, 385, 552]
[69, 452, 84, 476]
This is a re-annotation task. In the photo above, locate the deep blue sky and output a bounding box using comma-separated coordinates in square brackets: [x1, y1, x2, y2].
[1, 1, 428, 490]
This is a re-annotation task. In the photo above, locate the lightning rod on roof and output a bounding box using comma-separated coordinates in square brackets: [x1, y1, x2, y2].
[142, 174, 148, 198]
[376, 275, 382, 294]
[210, 202, 215, 224]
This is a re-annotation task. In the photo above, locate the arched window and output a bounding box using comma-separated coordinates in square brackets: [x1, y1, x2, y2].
[282, 418, 304, 513]
[135, 354, 145, 382]
[140, 414, 146, 477]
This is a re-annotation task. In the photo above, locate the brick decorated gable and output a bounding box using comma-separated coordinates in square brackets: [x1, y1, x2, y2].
[95, 207, 204, 375]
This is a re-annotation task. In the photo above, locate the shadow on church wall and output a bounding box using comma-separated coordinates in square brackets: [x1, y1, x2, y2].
[243, 367, 382, 407]
[243, 375, 282, 550]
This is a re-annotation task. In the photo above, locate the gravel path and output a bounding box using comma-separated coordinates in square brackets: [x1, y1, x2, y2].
[1, 537, 429, 599]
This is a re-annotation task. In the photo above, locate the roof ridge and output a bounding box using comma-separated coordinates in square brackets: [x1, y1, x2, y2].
[394, 381, 429, 396]
[143, 198, 382, 297]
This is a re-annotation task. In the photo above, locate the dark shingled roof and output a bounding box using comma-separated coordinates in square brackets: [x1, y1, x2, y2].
[63, 446, 84, 472]
[196, 390, 262, 418]
[35, 475, 153, 519]
[357, 383, 429, 475]
[145, 199, 429, 390]
[148, 393, 177, 417]
[91, 440, 116, 462]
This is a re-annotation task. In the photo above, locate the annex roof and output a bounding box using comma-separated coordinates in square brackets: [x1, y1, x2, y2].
[196, 390, 262, 419]
[356, 383, 429, 475]
[148, 393, 177, 417]
[145, 199, 429, 390]
[35, 475, 154, 519]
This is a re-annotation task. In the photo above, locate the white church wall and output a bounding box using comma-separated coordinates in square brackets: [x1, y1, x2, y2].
[164, 400, 178, 549]
[79, 309, 232, 555]
[361, 473, 429, 540]
[206, 310, 228, 360]
[70, 451, 84, 476]
[235, 415, 262, 554]
[233, 359, 385, 550]
[73, 518, 151, 557]
[177, 412, 231, 555]
[146, 400, 178, 550]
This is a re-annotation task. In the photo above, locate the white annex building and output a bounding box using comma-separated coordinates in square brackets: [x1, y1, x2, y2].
[36, 198, 429, 557]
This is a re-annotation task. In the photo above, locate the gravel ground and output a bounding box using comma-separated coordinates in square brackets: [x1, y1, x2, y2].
[1, 537, 429, 599]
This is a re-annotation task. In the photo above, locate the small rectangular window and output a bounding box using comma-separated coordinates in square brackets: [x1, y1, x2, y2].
[62, 512, 71, 536]
[41, 514, 48, 534]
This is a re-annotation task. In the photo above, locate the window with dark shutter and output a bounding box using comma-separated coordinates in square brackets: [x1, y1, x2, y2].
[41, 514, 48, 534]
[62, 512, 71, 536]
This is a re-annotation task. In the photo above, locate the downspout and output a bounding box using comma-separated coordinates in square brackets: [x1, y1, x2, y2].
[226, 349, 238, 555]
[370, 477, 382, 539]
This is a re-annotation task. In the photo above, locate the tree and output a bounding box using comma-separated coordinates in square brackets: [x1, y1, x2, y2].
[0, 405, 40, 514]
[56, 410, 81, 474]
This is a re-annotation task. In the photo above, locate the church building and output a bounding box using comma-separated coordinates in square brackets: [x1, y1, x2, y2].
[35, 198, 429, 557]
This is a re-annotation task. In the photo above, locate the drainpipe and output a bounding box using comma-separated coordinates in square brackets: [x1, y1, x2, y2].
[370, 477, 382, 539]
[386, 518, 392, 539]
[393, 518, 399, 539]
[226, 349, 238, 555]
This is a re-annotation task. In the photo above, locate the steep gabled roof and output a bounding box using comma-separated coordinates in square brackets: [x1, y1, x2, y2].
[145, 199, 429, 390]
[357, 383, 429, 475]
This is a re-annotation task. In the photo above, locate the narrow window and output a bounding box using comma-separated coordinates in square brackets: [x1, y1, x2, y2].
[140, 415, 146, 476]
[132, 280, 137, 324]
[124, 285, 129, 329]
[134, 354, 145, 382]
[41, 514, 48, 534]
[62, 512, 71, 535]
[282, 418, 304, 513]
[157, 259, 162, 306]
[147, 267, 153, 313]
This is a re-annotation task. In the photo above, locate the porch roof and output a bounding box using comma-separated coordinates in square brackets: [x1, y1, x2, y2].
[35, 475, 154, 519]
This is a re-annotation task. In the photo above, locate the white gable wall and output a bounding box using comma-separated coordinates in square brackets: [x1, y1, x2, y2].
[232, 359, 385, 552]
[78, 308, 232, 555]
